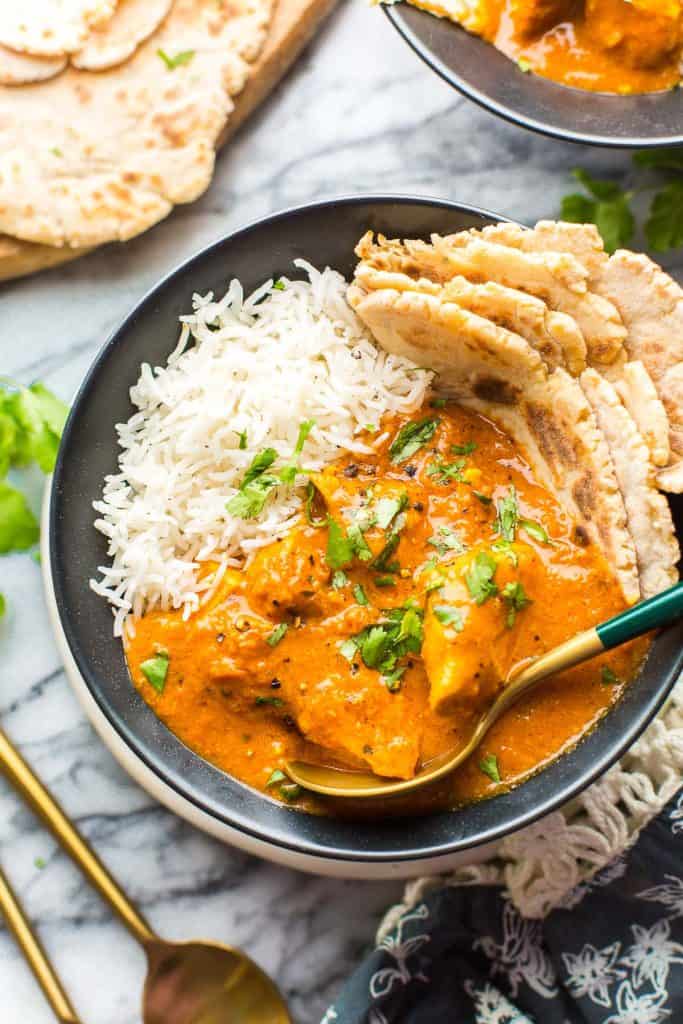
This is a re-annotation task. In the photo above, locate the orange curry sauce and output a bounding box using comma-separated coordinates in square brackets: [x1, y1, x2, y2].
[125, 403, 647, 815]
[480, 0, 683, 94]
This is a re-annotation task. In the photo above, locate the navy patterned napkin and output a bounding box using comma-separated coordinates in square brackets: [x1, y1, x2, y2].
[324, 787, 683, 1023]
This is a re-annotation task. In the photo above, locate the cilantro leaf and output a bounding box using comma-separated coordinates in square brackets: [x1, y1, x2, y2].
[451, 441, 476, 456]
[331, 570, 348, 589]
[342, 602, 424, 683]
[561, 170, 634, 253]
[389, 417, 440, 463]
[326, 516, 354, 569]
[226, 448, 279, 519]
[348, 522, 373, 562]
[494, 486, 519, 542]
[465, 551, 498, 605]
[140, 652, 169, 694]
[157, 48, 195, 70]
[0, 593, 5, 618]
[266, 769, 287, 787]
[519, 518, 550, 544]
[433, 605, 464, 631]
[0, 482, 39, 553]
[645, 181, 683, 252]
[266, 623, 288, 647]
[353, 583, 369, 606]
[372, 531, 400, 572]
[479, 754, 501, 783]
[601, 666, 619, 685]
[502, 581, 532, 627]
[633, 148, 683, 171]
[491, 538, 518, 566]
[1, 383, 68, 474]
[279, 420, 315, 484]
[427, 458, 465, 484]
[428, 525, 465, 557]
[374, 493, 408, 531]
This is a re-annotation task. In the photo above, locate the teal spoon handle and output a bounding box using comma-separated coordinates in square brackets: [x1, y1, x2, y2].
[597, 581, 683, 650]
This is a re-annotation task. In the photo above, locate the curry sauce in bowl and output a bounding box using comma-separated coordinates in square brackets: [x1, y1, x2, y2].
[50, 197, 683, 868]
[124, 402, 646, 814]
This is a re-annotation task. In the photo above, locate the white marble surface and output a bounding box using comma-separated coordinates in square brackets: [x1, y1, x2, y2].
[1, 2, 682, 1022]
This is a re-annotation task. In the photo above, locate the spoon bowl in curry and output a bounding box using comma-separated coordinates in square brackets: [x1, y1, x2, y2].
[286, 582, 683, 799]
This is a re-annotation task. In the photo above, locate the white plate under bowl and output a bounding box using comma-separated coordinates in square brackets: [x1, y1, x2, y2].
[41, 483, 503, 879]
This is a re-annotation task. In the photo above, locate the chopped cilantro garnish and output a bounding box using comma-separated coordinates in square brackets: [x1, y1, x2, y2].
[429, 398, 447, 409]
[494, 486, 519, 542]
[479, 754, 501, 783]
[425, 576, 444, 594]
[341, 602, 424, 680]
[279, 420, 315, 484]
[451, 441, 476, 456]
[255, 696, 284, 707]
[272, 279, 286, 291]
[266, 623, 288, 647]
[372, 532, 400, 571]
[433, 605, 464, 631]
[502, 581, 531, 627]
[331, 570, 348, 589]
[226, 448, 278, 519]
[266, 769, 287, 787]
[326, 515, 355, 569]
[601, 666, 619, 685]
[235, 429, 248, 450]
[389, 417, 440, 463]
[427, 458, 465, 484]
[473, 491, 492, 505]
[305, 481, 326, 527]
[465, 551, 498, 605]
[0, 482, 39, 553]
[374, 576, 396, 587]
[364, 423, 377, 433]
[428, 526, 464, 557]
[347, 522, 373, 562]
[140, 652, 169, 694]
[157, 48, 195, 69]
[383, 666, 406, 692]
[353, 583, 369, 605]
[280, 782, 302, 802]
[491, 538, 518, 566]
[520, 518, 550, 544]
[374, 492, 408, 530]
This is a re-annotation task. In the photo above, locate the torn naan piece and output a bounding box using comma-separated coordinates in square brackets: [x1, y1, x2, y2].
[0, 0, 272, 248]
[353, 254, 585, 373]
[613, 361, 671, 470]
[595, 250, 683, 492]
[0, 1, 117, 57]
[348, 281, 640, 605]
[71, 0, 172, 71]
[581, 369, 679, 599]
[440, 234, 625, 366]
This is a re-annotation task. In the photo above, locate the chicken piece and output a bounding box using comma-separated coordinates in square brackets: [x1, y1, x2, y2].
[246, 526, 330, 617]
[509, 0, 574, 38]
[289, 670, 422, 779]
[422, 542, 538, 714]
[586, 0, 682, 70]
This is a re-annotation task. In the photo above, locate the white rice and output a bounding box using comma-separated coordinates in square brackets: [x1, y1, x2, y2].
[91, 261, 432, 635]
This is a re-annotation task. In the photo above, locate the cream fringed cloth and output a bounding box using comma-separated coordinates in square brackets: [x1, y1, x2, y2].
[380, 676, 683, 935]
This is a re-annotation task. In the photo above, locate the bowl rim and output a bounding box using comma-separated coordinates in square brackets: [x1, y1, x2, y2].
[50, 192, 683, 863]
[384, 4, 683, 150]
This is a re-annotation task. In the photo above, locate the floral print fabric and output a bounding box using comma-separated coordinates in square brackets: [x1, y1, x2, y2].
[324, 788, 683, 1023]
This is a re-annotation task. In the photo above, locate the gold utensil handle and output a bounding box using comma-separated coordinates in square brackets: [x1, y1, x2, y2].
[0, 865, 81, 1023]
[0, 728, 155, 947]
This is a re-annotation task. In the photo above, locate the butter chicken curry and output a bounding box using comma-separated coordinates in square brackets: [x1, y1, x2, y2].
[126, 402, 646, 813]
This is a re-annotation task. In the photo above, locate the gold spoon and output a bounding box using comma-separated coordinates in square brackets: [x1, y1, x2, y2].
[286, 581, 683, 799]
[0, 728, 291, 1024]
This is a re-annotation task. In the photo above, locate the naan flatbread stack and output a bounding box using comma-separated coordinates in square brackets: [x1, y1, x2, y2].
[0, 0, 334, 281]
[348, 221, 681, 605]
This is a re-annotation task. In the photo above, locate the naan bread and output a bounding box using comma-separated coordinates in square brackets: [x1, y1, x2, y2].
[614, 361, 671, 469]
[0, 46, 66, 85]
[348, 277, 641, 605]
[0, 1, 117, 57]
[581, 369, 679, 599]
[71, 0, 172, 71]
[0, 0, 271, 248]
[596, 250, 683, 492]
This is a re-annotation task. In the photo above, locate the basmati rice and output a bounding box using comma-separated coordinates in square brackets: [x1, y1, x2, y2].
[91, 261, 432, 635]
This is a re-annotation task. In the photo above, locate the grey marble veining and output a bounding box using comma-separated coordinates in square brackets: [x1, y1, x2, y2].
[0, 2, 681, 1022]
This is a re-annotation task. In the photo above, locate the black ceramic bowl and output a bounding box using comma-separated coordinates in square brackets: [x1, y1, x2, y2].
[50, 196, 683, 869]
[385, 5, 683, 148]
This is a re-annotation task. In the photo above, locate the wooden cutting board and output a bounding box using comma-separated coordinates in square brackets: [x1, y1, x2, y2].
[0, 0, 337, 284]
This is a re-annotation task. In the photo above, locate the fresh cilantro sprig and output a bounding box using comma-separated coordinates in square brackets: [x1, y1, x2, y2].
[0, 380, 68, 614]
[389, 417, 440, 464]
[561, 150, 683, 253]
[339, 601, 424, 691]
[226, 421, 314, 519]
